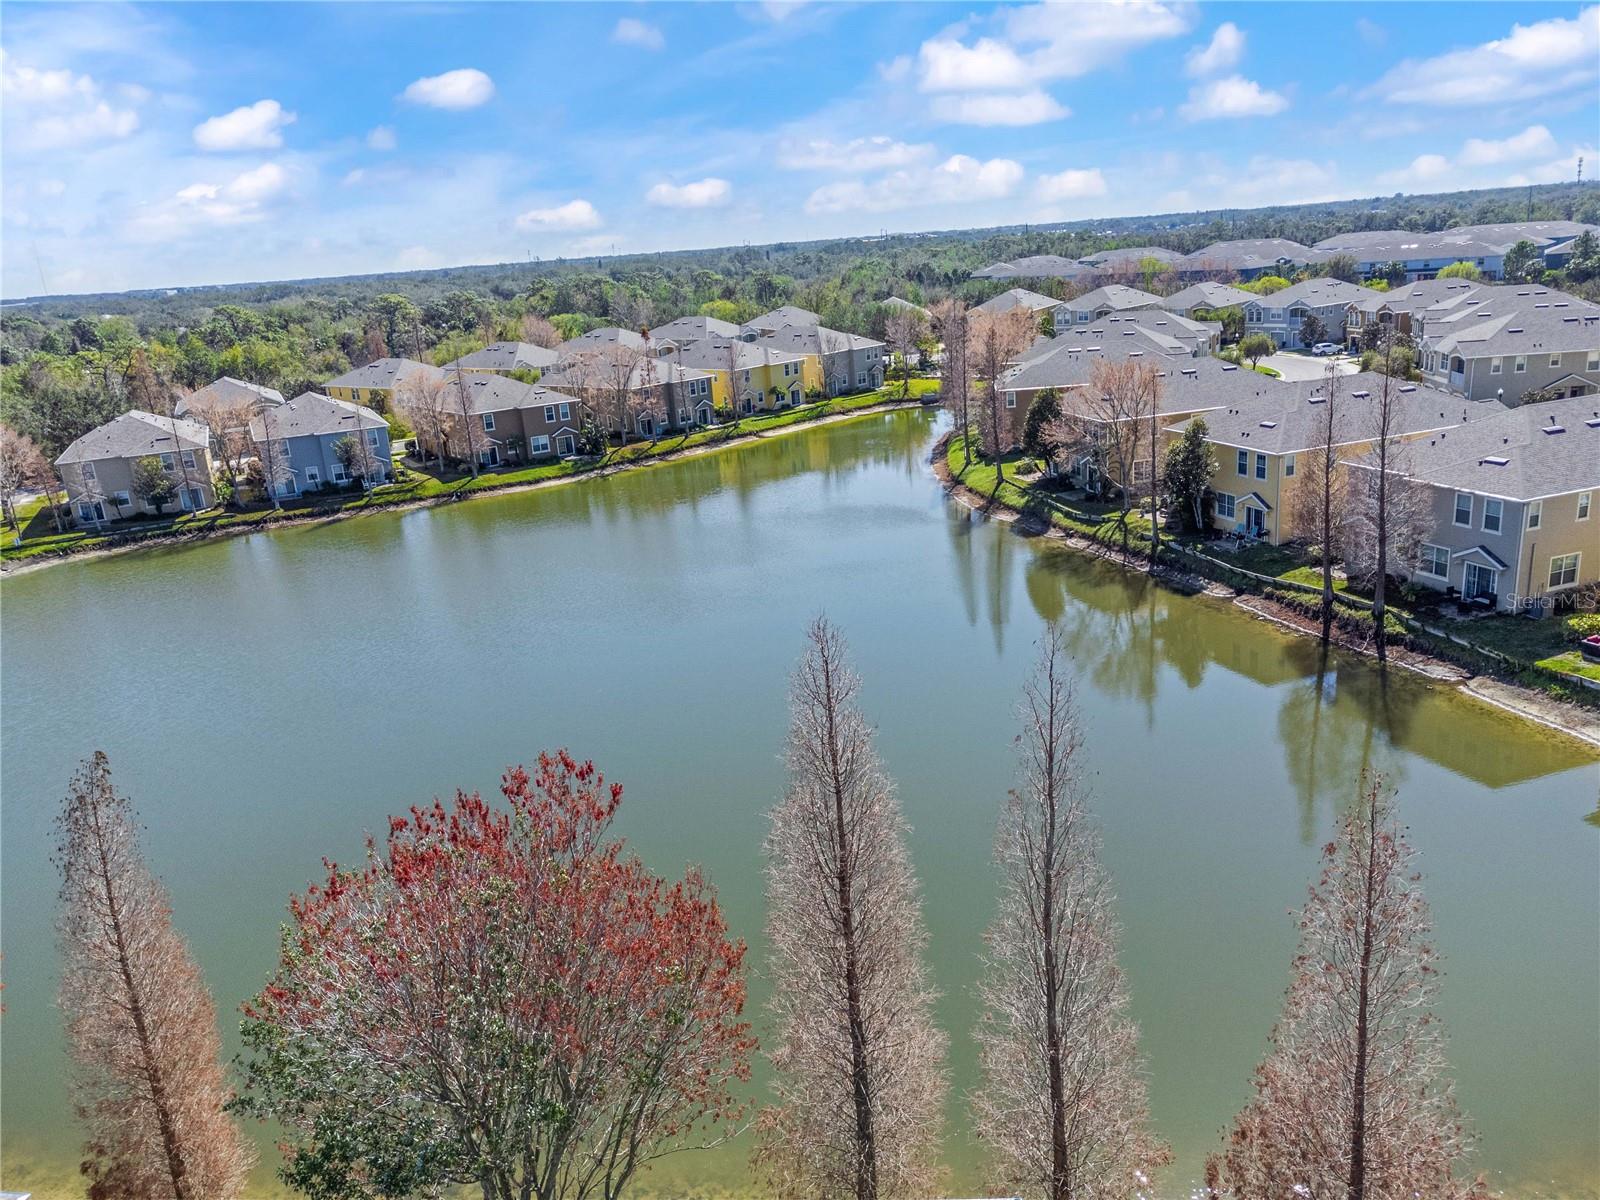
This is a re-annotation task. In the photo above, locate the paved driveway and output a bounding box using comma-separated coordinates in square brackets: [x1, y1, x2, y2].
[1260, 351, 1360, 381]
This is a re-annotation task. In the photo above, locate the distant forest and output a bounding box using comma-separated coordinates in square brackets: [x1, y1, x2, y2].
[4, 180, 1597, 461]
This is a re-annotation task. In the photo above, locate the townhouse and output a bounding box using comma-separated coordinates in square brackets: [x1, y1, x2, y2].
[1315, 221, 1600, 283]
[972, 255, 1087, 282]
[1167, 373, 1485, 545]
[174, 375, 284, 419]
[249, 392, 392, 497]
[1176, 238, 1326, 280]
[1075, 245, 1186, 275]
[55, 411, 217, 525]
[1032, 309, 1221, 358]
[410, 373, 587, 467]
[740, 307, 886, 395]
[651, 337, 815, 414]
[881, 296, 932, 318]
[1353, 395, 1599, 612]
[1056, 284, 1162, 326]
[1418, 290, 1600, 404]
[973, 287, 1060, 320]
[541, 354, 715, 437]
[323, 357, 446, 412]
[1239, 277, 1379, 349]
[1342, 278, 1490, 351]
[649, 315, 741, 345]
[1159, 281, 1256, 317]
[441, 341, 560, 377]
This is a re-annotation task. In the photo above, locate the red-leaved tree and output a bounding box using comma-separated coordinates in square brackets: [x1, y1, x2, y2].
[237, 751, 754, 1200]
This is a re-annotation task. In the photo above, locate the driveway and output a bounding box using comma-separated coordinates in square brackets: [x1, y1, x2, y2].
[1260, 351, 1360, 381]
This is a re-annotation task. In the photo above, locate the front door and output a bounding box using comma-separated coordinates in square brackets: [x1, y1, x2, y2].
[556, 434, 574, 456]
[1463, 562, 1496, 602]
[1245, 506, 1266, 536]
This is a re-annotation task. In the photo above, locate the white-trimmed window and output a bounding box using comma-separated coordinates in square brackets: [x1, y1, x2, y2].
[307, 466, 321, 486]
[1549, 352, 1562, 368]
[331, 464, 346, 483]
[1132, 458, 1151, 483]
[1418, 544, 1449, 578]
[1528, 500, 1542, 530]
[559, 402, 571, 419]
[1237, 449, 1248, 476]
[1005, 392, 1016, 409]
[482, 412, 496, 433]
[544, 404, 556, 423]
[113, 490, 130, 506]
[181, 449, 197, 470]
[529, 434, 551, 455]
[160, 452, 176, 472]
[1255, 452, 1267, 480]
[1453, 492, 1473, 526]
[82, 461, 97, 481]
[1548, 552, 1580, 589]
[1587, 350, 1599, 371]
[1284, 453, 1295, 477]
[1489, 357, 1503, 375]
[1482, 497, 1502, 533]
[1215, 492, 1236, 520]
[366, 429, 381, 449]
[1513, 355, 1526, 373]
[1578, 491, 1592, 521]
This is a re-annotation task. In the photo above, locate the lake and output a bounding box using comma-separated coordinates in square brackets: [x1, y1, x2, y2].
[3, 408, 1596, 1198]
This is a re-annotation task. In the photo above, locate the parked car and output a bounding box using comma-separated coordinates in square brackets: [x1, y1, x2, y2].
[1311, 342, 1341, 356]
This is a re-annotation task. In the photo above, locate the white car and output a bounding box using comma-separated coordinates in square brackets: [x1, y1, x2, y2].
[1311, 342, 1341, 356]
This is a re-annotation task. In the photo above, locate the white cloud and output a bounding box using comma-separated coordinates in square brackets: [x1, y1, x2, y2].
[1035, 167, 1108, 202]
[1377, 153, 1454, 189]
[402, 68, 495, 110]
[515, 199, 602, 231]
[805, 153, 1023, 215]
[1505, 144, 1598, 187]
[930, 89, 1068, 126]
[0, 59, 95, 103]
[193, 99, 296, 151]
[1, 52, 139, 149]
[1354, 17, 1387, 47]
[646, 177, 731, 208]
[918, 1, 1191, 91]
[1179, 75, 1288, 120]
[612, 18, 664, 50]
[129, 160, 293, 241]
[27, 101, 138, 147]
[777, 135, 933, 172]
[877, 55, 912, 82]
[756, 1, 808, 22]
[1368, 6, 1599, 107]
[366, 124, 397, 151]
[1458, 124, 1558, 166]
[1185, 22, 1244, 76]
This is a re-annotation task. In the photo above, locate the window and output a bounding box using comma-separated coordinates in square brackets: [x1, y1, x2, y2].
[331, 465, 346, 483]
[1514, 355, 1526, 373]
[1284, 454, 1296, 477]
[1548, 552, 1581, 589]
[1528, 500, 1542, 530]
[366, 430, 381, 448]
[1482, 497, 1502, 533]
[857, 372, 867, 386]
[1587, 350, 1599, 371]
[113, 490, 130, 507]
[1255, 452, 1267, 480]
[160, 452, 176, 471]
[1132, 458, 1151, 483]
[559, 402, 571, 420]
[1453, 492, 1473, 526]
[82, 461, 97, 481]
[1419, 544, 1449, 578]
[181, 449, 197, 470]
[1579, 492, 1592, 521]
[1489, 357, 1502, 375]
[529, 434, 550, 455]
[1550, 353, 1563, 368]
[1005, 392, 1016, 409]
[482, 413, 496, 432]
[306, 467, 321, 486]
[1215, 492, 1236, 520]
[1237, 449, 1249, 476]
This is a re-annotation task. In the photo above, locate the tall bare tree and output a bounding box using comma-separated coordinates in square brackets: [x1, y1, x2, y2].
[884, 307, 927, 400]
[1050, 360, 1161, 557]
[969, 307, 1035, 481]
[253, 402, 295, 507]
[758, 618, 947, 1200]
[0, 422, 52, 533]
[933, 300, 974, 469]
[449, 361, 482, 476]
[1366, 338, 1413, 662]
[518, 312, 561, 348]
[54, 752, 254, 1200]
[1288, 364, 1349, 644]
[1207, 774, 1481, 1200]
[395, 373, 452, 469]
[973, 628, 1169, 1200]
[183, 395, 254, 503]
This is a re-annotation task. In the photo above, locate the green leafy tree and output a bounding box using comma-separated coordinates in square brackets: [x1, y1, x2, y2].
[1299, 314, 1327, 349]
[1161, 417, 1216, 532]
[1240, 275, 1290, 295]
[1563, 230, 1599, 282]
[1239, 333, 1276, 368]
[1502, 239, 1543, 283]
[1021, 388, 1061, 458]
[1436, 260, 1482, 280]
[131, 456, 177, 515]
[1322, 253, 1360, 283]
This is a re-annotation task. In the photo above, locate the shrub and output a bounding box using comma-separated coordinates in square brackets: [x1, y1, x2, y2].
[1565, 613, 1600, 642]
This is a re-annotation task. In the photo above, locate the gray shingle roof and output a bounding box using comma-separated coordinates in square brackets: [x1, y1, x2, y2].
[1443, 221, 1600, 248]
[175, 376, 284, 418]
[542, 357, 712, 393]
[1167, 372, 1490, 455]
[975, 287, 1058, 315]
[443, 341, 560, 373]
[1161, 281, 1256, 311]
[1062, 284, 1163, 313]
[649, 315, 742, 343]
[1347, 278, 1489, 317]
[745, 306, 821, 332]
[1246, 278, 1382, 308]
[1356, 393, 1600, 501]
[324, 357, 446, 391]
[1079, 245, 1185, 268]
[746, 324, 885, 355]
[249, 393, 387, 441]
[1424, 290, 1600, 358]
[1017, 311, 1218, 363]
[555, 327, 648, 361]
[658, 338, 807, 372]
[972, 255, 1087, 280]
[882, 296, 931, 316]
[1312, 230, 1513, 261]
[1004, 346, 1278, 417]
[1181, 238, 1326, 272]
[57, 410, 210, 466]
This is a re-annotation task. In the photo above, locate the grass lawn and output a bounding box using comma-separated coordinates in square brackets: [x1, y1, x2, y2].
[1537, 651, 1600, 683]
[944, 433, 1151, 546]
[3, 384, 932, 565]
[1460, 613, 1576, 664]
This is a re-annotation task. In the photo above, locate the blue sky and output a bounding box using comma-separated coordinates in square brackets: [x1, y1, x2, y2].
[2, 1, 1597, 296]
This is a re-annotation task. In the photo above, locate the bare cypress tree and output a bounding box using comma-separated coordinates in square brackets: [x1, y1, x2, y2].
[758, 618, 947, 1200]
[54, 752, 254, 1200]
[1207, 774, 1481, 1200]
[973, 627, 1169, 1200]
[933, 299, 973, 469]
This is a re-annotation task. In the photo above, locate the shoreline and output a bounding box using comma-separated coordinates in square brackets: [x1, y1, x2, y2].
[1, 397, 931, 579]
[929, 431, 1600, 751]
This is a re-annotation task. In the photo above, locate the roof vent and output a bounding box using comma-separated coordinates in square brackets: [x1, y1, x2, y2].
[1308, 395, 1326, 404]
[1543, 424, 1565, 434]
[1398, 384, 1417, 392]
[1507, 327, 1524, 334]
[1351, 389, 1371, 398]
[1585, 418, 1600, 428]
[1259, 420, 1278, 428]
[1181, 367, 1197, 376]
[1480, 455, 1509, 465]
[1221, 364, 1238, 371]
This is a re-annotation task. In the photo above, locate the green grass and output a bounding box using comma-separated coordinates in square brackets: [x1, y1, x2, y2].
[1461, 613, 1576, 663]
[944, 434, 1152, 546]
[1536, 651, 1600, 683]
[3, 384, 933, 565]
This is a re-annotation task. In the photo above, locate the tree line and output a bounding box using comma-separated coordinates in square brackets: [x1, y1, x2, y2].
[48, 618, 1484, 1199]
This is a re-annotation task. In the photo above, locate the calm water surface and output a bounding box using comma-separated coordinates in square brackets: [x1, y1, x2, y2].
[3, 410, 1596, 1198]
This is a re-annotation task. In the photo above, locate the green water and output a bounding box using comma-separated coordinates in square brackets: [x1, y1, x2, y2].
[3, 410, 1596, 1199]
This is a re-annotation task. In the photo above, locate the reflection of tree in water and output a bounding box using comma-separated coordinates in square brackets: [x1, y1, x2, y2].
[948, 507, 981, 629]
[985, 520, 1016, 655]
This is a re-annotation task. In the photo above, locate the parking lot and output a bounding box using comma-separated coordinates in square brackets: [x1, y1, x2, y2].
[1259, 350, 1361, 381]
